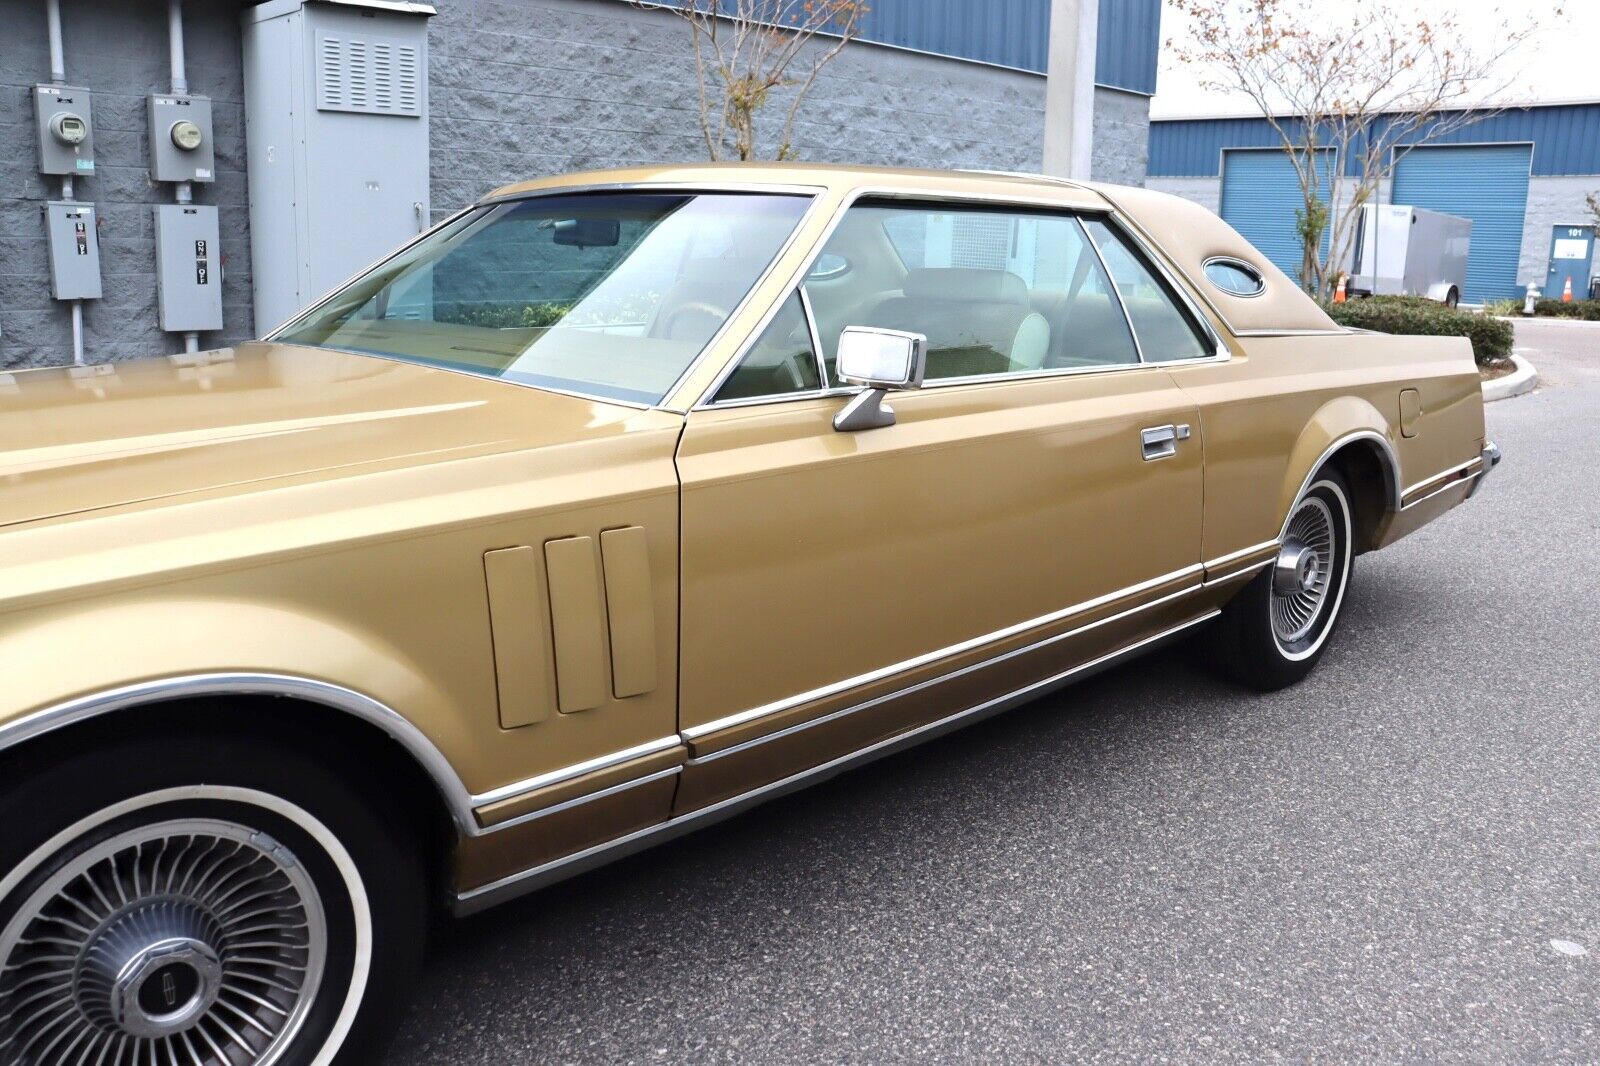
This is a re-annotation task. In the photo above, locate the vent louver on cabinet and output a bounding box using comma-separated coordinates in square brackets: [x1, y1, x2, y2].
[316, 32, 422, 117]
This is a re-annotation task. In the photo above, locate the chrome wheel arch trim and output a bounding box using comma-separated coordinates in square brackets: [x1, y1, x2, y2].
[0, 674, 480, 837]
[1283, 429, 1402, 541]
[0, 784, 372, 1066]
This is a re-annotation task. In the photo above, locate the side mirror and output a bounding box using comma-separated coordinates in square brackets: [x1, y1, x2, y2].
[832, 326, 927, 432]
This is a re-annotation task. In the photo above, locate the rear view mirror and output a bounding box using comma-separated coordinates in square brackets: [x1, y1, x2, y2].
[832, 326, 927, 432]
[553, 218, 621, 248]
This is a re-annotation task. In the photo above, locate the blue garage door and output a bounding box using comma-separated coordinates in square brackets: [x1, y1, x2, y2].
[1392, 144, 1532, 304]
[1220, 148, 1335, 288]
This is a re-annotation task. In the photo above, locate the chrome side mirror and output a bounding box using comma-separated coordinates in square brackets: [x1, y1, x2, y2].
[832, 326, 927, 432]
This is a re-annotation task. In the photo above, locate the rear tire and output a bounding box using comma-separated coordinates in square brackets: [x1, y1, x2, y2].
[0, 732, 426, 1065]
[1204, 468, 1354, 691]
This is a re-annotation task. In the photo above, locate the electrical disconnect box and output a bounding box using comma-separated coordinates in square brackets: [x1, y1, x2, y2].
[34, 84, 96, 176]
[148, 94, 216, 184]
[45, 202, 102, 299]
[155, 205, 223, 331]
[242, 0, 436, 333]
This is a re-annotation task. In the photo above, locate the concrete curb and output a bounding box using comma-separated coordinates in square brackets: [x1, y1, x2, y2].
[1483, 353, 1537, 403]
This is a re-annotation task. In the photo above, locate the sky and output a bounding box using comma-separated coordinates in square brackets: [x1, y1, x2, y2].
[1151, 0, 1600, 119]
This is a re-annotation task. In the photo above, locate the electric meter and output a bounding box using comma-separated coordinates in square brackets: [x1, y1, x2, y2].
[51, 112, 88, 146]
[170, 119, 204, 152]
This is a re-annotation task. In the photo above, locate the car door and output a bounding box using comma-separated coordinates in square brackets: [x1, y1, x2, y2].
[673, 197, 1209, 812]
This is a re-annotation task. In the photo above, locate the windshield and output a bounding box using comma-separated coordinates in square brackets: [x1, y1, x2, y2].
[273, 191, 812, 405]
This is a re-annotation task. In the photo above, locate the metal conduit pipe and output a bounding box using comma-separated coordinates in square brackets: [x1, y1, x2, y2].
[46, 0, 65, 84]
[167, 0, 200, 354]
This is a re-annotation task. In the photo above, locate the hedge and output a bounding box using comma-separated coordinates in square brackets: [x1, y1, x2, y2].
[1533, 298, 1600, 321]
[1324, 295, 1514, 367]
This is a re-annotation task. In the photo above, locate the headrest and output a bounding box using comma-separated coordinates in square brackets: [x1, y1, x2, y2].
[902, 268, 1029, 306]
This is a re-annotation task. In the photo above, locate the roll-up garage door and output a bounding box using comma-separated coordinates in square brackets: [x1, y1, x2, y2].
[1220, 148, 1335, 287]
[1392, 143, 1532, 304]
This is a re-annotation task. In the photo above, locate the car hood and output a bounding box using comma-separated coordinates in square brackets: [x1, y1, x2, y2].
[0, 343, 671, 529]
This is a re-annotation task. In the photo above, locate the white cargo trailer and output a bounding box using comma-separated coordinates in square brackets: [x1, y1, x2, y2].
[1344, 204, 1472, 306]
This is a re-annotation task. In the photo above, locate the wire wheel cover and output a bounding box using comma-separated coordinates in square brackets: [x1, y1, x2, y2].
[1271, 495, 1337, 644]
[0, 817, 327, 1065]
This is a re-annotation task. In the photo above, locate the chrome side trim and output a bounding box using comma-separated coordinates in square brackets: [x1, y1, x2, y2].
[1204, 539, 1280, 571]
[687, 579, 1210, 765]
[454, 610, 1219, 915]
[1202, 539, 1280, 584]
[476, 766, 684, 834]
[468, 735, 682, 808]
[1400, 466, 1483, 511]
[1400, 455, 1483, 507]
[0, 674, 479, 836]
[680, 562, 1205, 742]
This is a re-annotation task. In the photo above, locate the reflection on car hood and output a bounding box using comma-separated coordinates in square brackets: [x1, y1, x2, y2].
[0, 342, 650, 529]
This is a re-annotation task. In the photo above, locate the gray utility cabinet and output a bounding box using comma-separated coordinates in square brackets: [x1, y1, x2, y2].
[242, 0, 435, 335]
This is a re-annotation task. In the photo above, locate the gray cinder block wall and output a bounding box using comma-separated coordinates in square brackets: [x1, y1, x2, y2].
[0, 0, 1152, 370]
[0, 0, 254, 370]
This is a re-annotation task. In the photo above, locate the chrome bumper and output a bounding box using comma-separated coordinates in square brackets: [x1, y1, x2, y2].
[1466, 441, 1501, 499]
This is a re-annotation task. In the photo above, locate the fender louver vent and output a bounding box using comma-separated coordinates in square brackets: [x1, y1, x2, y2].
[316, 32, 421, 117]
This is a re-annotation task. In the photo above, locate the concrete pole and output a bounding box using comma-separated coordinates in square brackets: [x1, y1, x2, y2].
[1042, 0, 1099, 180]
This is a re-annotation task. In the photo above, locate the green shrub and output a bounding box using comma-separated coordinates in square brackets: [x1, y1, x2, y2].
[1533, 298, 1600, 321]
[1324, 295, 1514, 367]
[1482, 298, 1523, 317]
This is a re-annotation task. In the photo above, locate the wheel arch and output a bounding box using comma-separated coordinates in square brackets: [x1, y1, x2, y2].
[0, 678, 466, 901]
[1279, 402, 1402, 551]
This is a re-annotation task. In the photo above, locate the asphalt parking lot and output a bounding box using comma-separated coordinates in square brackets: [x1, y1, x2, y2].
[388, 319, 1600, 1063]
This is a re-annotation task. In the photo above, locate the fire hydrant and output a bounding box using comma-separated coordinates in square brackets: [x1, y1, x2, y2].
[1524, 284, 1540, 316]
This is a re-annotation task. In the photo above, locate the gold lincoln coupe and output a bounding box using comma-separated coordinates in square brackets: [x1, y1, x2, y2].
[0, 164, 1497, 1063]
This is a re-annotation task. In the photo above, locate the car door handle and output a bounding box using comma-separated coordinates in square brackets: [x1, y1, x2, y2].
[1141, 424, 1190, 461]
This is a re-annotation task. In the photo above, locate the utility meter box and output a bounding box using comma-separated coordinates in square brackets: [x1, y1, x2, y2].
[34, 85, 95, 177]
[155, 204, 223, 331]
[242, 0, 436, 334]
[148, 94, 216, 184]
[45, 201, 102, 299]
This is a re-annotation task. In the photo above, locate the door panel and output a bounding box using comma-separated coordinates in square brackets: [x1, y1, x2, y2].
[675, 368, 1204, 804]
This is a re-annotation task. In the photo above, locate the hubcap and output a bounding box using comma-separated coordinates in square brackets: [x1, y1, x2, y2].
[0, 818, 326, 1065]
[1271, 496, 1337, 644]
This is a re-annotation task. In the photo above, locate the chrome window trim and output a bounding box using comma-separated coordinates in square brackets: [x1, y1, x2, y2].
[271, 182, 831, 415]
[454, 609, 1219, 915]
[1202, 255, 1268, 298]
[680, 561, 1205, 742]
[694, 185, 1231, 411]
[1079, 214, 1148, 364]
[0, 673, 480, 837]
[797, 283, 831, 388]
[1083, 214, 1228, 363]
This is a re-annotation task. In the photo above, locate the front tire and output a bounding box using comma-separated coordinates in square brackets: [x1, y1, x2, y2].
[0, 733, 425, 1065]
[1204, 469, 1354, 691]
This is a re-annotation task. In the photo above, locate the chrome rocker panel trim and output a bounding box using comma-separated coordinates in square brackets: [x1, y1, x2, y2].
[454, 609, 1219, 915]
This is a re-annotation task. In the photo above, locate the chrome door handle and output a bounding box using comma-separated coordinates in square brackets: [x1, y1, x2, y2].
[1141, 423, 1190, 461]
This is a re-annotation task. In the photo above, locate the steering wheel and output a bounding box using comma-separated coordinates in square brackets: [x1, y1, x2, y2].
[656, 300, 729, 340]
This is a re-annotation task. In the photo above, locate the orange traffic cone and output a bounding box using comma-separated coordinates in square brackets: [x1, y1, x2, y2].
[1562, 277, 1574, 303]
[1334, 274, 1348, 303]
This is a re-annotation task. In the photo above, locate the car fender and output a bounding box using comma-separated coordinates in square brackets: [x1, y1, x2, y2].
[1277, 397, 1401, 536]
[0, 597, 478, 832]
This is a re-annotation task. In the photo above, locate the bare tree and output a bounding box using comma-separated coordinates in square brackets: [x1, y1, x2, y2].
[1169, 0, 1547, 298]
[637, 0, 869, 162]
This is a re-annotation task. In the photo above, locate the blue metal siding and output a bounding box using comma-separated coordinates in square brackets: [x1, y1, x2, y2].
[1392, 144, 1533, 303]
[1219, 148, 1335, 284]
[1095, 0, 1162, 94]
[1150, 104, 1600, 177]
[856, 0, 1048, 72]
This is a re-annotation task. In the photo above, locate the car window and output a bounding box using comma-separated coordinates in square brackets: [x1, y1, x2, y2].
[1083, 219, 1213, 363]
[714, 292, 822, 402]
[273, 192, 811, 406]
[805, 200, 1138, 383]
